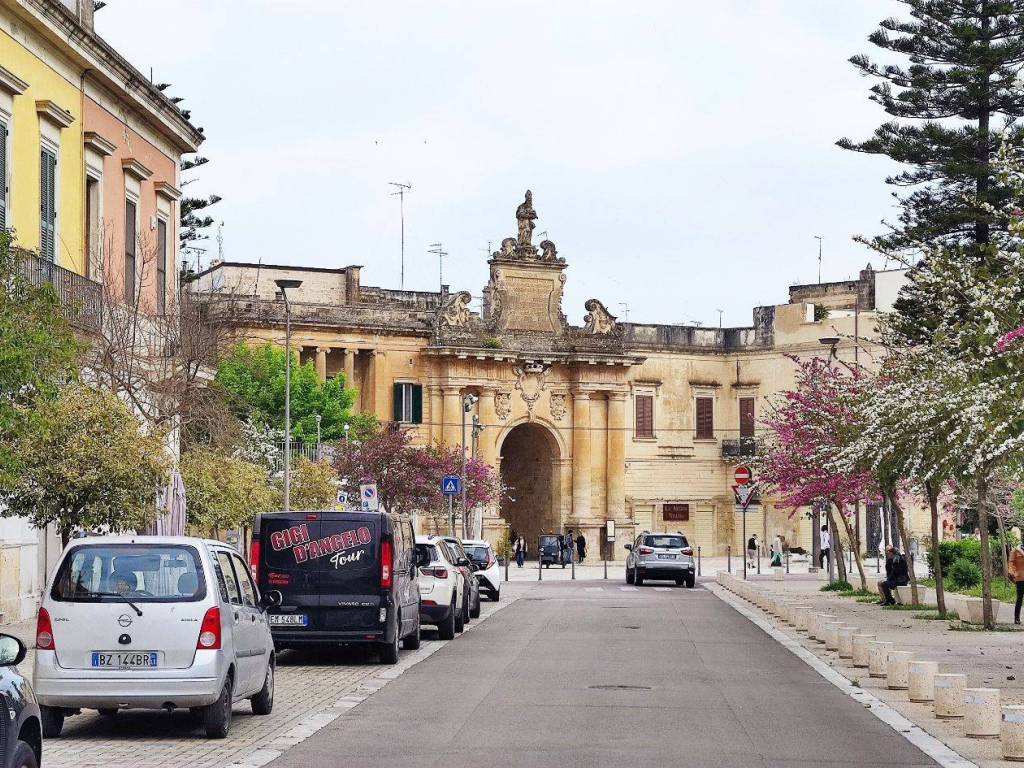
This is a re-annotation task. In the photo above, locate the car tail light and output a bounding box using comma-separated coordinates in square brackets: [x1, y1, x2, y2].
[638, 546, 654, 555]
[380, 540, 393, 589]
[486, 553, 496, 569]
[681, 547, 693, 556]
[250, 540, 261, 581]
[197, 606, 222, 650]
[420, 566, 448, 579]
[36, 607, 55, 651]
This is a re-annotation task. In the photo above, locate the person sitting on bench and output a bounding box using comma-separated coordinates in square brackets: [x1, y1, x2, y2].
[877, 546, 909, 606]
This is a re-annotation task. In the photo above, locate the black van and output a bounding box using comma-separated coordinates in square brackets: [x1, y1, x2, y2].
[251, 510, 423, 664]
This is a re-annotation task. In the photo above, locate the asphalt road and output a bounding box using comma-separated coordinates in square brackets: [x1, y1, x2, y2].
[266, 579, 939, 768]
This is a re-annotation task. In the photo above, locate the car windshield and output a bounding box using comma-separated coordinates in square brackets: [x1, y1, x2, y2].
[463, 545, 490, 563]
[644, 535, 687, 549]
[51, 544, 206, 603]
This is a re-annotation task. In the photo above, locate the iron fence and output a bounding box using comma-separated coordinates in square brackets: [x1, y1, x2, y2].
[19, 250, 102, 332]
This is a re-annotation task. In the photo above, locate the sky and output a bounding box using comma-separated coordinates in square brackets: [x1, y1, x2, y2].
[97, 0, 904, 328]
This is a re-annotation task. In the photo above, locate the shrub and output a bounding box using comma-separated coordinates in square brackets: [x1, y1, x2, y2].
[948, 558, 982, 590]
[820, 580, 853, 592]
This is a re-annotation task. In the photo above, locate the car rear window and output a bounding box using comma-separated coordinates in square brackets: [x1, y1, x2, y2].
[463, 545, 490, 563]
[644, 535, 688, 549]
[52, 544, 206, 603]
[416, 543, 439, 563]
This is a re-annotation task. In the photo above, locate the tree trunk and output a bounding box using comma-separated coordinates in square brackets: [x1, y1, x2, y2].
[888, 491, 920, 606]
[811, 507, 821, 571]
[995, 506, 1010, 586]
[976, 470, 995, 629]
[835, 500, 867, 590]
[925, 480, 948, 618]
[825, 505, 848, 584]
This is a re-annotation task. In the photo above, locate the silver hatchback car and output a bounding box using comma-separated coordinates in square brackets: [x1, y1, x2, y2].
[34, 536, 281, 739]
[625, 532, 696, 587]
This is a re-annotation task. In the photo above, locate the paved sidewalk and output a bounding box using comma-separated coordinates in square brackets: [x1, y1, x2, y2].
[717, 572, 1024, 767]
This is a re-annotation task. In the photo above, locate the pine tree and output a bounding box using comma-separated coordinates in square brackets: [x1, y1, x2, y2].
[179, 154, 221, 275]
[838, 1, 1024, 259]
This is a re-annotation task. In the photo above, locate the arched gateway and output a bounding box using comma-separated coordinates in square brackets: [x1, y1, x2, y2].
[498, 422, 562, 543]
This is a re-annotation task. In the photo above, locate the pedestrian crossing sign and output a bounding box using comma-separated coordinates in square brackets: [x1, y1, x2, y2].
[442, 475, 462, 496]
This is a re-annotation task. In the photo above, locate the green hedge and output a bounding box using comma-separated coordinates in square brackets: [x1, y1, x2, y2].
[924, 538, 1002, 575]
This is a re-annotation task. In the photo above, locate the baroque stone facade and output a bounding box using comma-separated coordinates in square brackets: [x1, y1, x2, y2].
[190, 193, 932, 558]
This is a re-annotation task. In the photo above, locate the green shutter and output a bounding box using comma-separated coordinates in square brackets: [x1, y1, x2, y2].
[39, 149, 56, 262]
[0, 119, 7, 231]
[393, 383, 403, 422]
[411, 385, 423, 424]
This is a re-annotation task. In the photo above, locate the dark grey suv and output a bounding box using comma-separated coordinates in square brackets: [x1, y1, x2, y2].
[0, 633, 42, 767]
[625, 532, 696, 587]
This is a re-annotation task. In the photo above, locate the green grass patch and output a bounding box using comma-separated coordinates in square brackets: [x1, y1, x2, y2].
[835, 588, 876, 598]
[882, 603, 929, 611]
[856, 595, 881, 603]
[820, 581, 854, 592]
[918, 577, 1017, 603]
[912, 610, 959, 621]
[948, 621, 1023, 632]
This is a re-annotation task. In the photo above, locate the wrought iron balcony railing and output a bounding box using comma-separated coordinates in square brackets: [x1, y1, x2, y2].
[20, 251, 102, 332]
[721, 437, 762, 458]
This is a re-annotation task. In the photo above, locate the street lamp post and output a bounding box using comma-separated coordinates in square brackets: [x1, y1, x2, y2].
[275, 278, 303, 512]
[819, 336, 840, 585]
[315, 414, 322, 460]
[461, 393, 478, 538]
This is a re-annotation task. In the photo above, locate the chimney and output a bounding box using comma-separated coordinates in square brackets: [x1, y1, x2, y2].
[344, 265, 361, 304]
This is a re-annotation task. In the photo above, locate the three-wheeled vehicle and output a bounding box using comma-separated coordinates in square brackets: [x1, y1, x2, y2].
[539, 535, 565, 568]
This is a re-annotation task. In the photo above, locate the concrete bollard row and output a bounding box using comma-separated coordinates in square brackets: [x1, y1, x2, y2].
[886, 650, 913, 690]
[934, 674, 966, 719]
[1003, 705, 1024, 760]
[908, 661, 938, 703]
[837, 626, 856, 659]
[965, 688, 1000, 738]
[851, 634, 875, 668]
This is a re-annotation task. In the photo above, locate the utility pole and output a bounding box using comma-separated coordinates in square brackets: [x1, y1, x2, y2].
[716, 309, 724, 328]
[389, 182, 412, 290]
[429, 242, 447, 292]
[814, 235, 823, 284]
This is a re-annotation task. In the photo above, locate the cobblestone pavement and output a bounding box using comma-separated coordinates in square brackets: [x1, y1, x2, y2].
[25, 587, 524, 768]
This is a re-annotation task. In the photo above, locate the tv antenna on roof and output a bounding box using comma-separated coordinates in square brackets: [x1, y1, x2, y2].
[814, 235, 823, 284]
[428, 242, 447, 293]
[389, 182, 412, 290]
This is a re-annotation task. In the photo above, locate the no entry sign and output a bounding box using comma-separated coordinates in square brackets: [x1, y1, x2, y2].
[734, 466, 752, 486]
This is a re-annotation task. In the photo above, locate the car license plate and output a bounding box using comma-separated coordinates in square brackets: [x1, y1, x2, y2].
[658, 553, 676, 560]
[269, 614, 308, 626]
[91, 652, 158, 669]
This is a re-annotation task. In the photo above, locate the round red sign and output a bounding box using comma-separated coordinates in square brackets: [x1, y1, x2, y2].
[734, 466, 752, 486]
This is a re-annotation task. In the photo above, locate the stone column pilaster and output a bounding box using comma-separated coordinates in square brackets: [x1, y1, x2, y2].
[428, 386, 444, 445]
[606, 391, 626, 523]
[343, 349, 356, 388]
[442, 387, 462, 447]
[372, 350, 390, 422]
[572, 390, 592, 520]
[315, 347, 328, 382]
[478, 387, 498, 467]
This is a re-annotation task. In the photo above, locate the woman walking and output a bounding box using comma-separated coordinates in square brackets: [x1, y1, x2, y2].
[515, 535, 527, 568]
[576, 533, 587, 563]
[1009, 540, 1024, 624]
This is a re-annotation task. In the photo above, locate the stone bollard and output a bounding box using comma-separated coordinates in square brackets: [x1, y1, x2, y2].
[824, 622, 845, 651]
[965, 688, 1001, 738]
[837, 626, 856, 659]
[908, 661, 938, 703]
[886, 651, 914, 690]
[852, 634, 876, 668]
[773, 566, 784, 582]
[794, 607, 813, 632]
[1002, 705, 1024, 760]
[934, 674, 966, 719]
[810, 613, 833, 642]
[868, 641, 894, 678]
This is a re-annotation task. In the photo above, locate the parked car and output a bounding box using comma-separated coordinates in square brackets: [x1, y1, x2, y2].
[461, 539, 501, 601]
[0, 633, 41, 768]
[34, 536, 280, 740]
[625, 532, 696, 587]
[252, 509, 422, 664]
[440, 537, 481, 619]
[539, 535, 564, 568]
[415, 536, 465, 639]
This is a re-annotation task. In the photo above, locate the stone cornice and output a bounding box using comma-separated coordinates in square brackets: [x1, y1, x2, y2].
[153, 181, 182, 201]
[0, 65, 28, 95]
[83, 131, 116, 156]
[35, 99, 74, 128]
[121, 158, 154, 181]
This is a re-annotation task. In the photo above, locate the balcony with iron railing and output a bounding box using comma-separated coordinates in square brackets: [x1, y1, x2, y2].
[19, 250, 102, 332]
[721, 437, 763, 458]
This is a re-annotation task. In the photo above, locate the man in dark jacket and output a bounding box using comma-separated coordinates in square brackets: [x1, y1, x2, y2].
[877, 546, 910, 606]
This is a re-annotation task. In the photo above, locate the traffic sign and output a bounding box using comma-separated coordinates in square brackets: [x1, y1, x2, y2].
[734, 466, 752, 486]
[733, 484, 757, 511]
[359, 483, 379, 511]
[442, 475, 462, 496]
[336, 489, 348, 506]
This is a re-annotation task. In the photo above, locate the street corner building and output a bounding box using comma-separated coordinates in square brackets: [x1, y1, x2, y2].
[189, 191, 934, 562]
[0, 0, 202, 622]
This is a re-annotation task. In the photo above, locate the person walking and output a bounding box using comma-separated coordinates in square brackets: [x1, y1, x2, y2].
[746, 534, 757, 569]
[877, 546, 910, 606]
[576, 533, 587, 563]
[563, 529, 575, 565]
[770, 535, 783, 567]
[819, 524, 831, 570]
[514, 535, 527, 568]
[1009, 540, 1024, 624]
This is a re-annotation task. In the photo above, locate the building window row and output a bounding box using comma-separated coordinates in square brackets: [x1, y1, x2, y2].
[632, 392, 758, 442]
[393, 382, 423, 424]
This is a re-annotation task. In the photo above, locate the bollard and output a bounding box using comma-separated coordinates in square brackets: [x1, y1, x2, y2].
[852, 634, 875, 668]
[837, 626, 856, 659]
[886, 650, 913, 690]
[868, 641, 894, 678]
[810, 613, 834, 642]
[908, 661, 938, 702]
[1001, 705, 1024, 760]
[697, 546, 701, 576]
[876, 553, 880, 574]
[824, 622, 845, 651]
[727, 545, 731, 574]
[794, 606, 813, 632]
[773, 566, 784, 582]
[785, 550, 790, 574]
[965, 688, 1001, 738]
[934, 674, 966, 718]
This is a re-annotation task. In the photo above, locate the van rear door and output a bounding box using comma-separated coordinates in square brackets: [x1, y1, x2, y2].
[260, 514, 320, 629]
[317, 515, 381, 633]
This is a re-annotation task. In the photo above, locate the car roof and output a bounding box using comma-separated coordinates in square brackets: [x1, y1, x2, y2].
[415, 535, 447, 544]
[461, 539, 489, 546]
[64, 535, 224, 547]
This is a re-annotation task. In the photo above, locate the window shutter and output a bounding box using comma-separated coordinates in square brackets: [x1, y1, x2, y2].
[125, 200, 136, 303]
[634, 394, 654, 438]
[696, 397, 714, 440]
[40, 149, 56, 262]
[740, 397, 755, 438]
[392, 383, 403, 422]
[411, 385, 423, 424]
[0, 119, 7, 231]
[157, 219, 167, 314]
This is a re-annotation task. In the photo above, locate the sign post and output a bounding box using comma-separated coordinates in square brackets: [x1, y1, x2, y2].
[359, 483, 379, 512]
[605, 520, 615, 580]
[442, 475, 461, 537]
[733, 467, 757, 581]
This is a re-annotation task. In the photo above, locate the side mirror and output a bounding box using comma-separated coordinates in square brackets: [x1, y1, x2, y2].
[259, 590, 283, 611]
[624, 544, 633, 551]
[458, 558, 471, 568]
[0, 634, 26, 667]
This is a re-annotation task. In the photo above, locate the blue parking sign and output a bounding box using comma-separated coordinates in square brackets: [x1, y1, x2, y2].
[442, 475, 462, 496]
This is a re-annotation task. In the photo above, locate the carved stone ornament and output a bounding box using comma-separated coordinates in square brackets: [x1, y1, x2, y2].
[516, 190, 537, 246]
[485, 273, 506, 326]
[499, 238, 517, 258]
[583, 299, 619, 335]
[539, 239, 561, 263]
[513, 362, 550, 419]
[439, 290, 472, 327]
[549, 393, 567, 422]
[495, 391, 512, 421]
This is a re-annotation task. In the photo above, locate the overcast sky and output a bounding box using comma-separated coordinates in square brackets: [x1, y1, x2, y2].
[98, 0, 902, 328]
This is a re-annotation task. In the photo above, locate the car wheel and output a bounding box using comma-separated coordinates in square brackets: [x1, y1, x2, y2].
[454, 596, 466, 633]
[250, 661, 275, 715]
[635, 572, 644, 586]
[470, 592, 481, 619]
[439, 598, 457, 639]
[379, 614, 401, 665]
[626, 567, 635, 585]
[490, 588, 500, 602]
[40, 705, 64, 738]
[203, 676, 233, 739]
[403, 613, 422, 650]
[686, 574, 696, 588]
[98, 707, 118, 716]
[10, 740, 38, 768]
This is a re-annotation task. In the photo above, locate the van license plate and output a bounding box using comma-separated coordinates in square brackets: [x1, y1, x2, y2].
[269, 614, 308, 626]
[91, 652, 158, 668]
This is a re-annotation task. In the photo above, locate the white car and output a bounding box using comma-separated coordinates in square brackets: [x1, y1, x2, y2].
[461, 539, 501, 601]
[33, 536, 281, 739]
[415, 536, 465, 639]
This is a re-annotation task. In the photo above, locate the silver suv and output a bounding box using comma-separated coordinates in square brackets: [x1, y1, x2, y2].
[625, 532, 696, 587]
